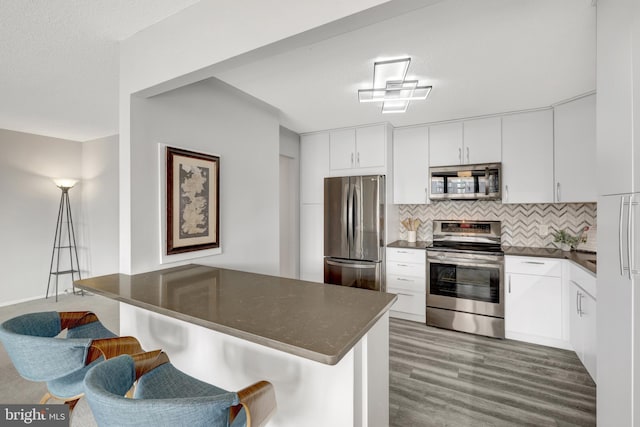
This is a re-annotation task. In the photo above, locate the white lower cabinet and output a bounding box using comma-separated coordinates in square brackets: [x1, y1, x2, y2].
[505, 256, 568, 348]
[386, 248, 426, 323]
[568, 264, 597, 382]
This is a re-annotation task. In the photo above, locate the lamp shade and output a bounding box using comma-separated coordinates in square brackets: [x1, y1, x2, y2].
[53, 178, 78, 189]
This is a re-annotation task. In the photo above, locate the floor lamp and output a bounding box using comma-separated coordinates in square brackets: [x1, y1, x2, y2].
[46, 178, 82, 301]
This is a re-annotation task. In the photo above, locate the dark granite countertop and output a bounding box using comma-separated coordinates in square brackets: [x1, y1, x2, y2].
[387, 240, 430, 249]
[75, 264, 396, 366]
[389, 241, 596, 275]
[503, 246, 596, 275]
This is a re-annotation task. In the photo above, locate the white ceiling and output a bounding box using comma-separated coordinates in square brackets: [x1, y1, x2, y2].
[0, 0, 200, 141]
[0, 0, 595, 141]
[215, 0, 596, 133]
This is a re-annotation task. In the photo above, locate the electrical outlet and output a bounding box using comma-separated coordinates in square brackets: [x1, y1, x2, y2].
[538, 225, 549, 235]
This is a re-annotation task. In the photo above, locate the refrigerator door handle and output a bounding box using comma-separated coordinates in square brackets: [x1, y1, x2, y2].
[627, 195, 633, 279]
[326, 259, 377, 269]
[619, 196, 626, 276]
[628, 195, 636, 277]
[346, 179, 354, 255]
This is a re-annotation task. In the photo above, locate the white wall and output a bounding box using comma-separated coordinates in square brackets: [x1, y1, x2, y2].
[0, 129, 82, 305]
[129, 78, 280, 275]
[81, 135, 119, 277]
[279, 126, 300, 278]
[118, 0, 401, 273]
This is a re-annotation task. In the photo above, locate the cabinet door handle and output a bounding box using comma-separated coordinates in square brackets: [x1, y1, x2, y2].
[578, 291, 584, 317]
[627, 195, 634, 278]
[508, 274, 511, 293]
[576, 290, 580, 316]
[351, 152, 354, 167]
[505, 185, 509, 202]
[458, 147, 462, 163]
[556, 182, 561, 202]
[357, 152, 360, 167]
[466, 146, 470, 164]
[620, 196, 625, 276]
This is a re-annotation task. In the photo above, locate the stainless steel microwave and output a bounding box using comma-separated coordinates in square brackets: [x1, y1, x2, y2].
[429, 163, 501, 201]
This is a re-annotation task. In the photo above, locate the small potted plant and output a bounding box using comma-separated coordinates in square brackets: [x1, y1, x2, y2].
[552, 229, 579, 251]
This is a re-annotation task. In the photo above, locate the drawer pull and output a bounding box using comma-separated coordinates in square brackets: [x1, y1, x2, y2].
[396, 292, 414, 297]
[397, 278, 414, 282]
[396, 250, 409, 254]
[396, 264, 410, 267]
[521, 261, 546, 265]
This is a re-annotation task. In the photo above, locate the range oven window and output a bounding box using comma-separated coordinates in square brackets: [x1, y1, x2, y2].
[429, 262, 500, 304]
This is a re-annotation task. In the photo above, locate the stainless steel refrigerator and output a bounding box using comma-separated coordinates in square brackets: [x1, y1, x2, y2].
[324, 175, 385, 291]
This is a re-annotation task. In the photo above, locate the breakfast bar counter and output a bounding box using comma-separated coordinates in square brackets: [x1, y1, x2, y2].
[76, 264, 396, 427]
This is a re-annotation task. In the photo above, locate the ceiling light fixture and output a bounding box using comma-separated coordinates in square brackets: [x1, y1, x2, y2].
[358, 57, 432, 114]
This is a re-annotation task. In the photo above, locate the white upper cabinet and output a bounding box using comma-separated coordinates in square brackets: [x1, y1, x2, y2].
[554, 94, 596, 203]
[462, 117, 502, 165]
[429, 122, 463, 166]
[329, 128, 356, 171]
[393, 126, 429, 204]
[502, 110, 554, 204]
[429, 118, 501, 167]
[356, 125, 386, 169]
[597, 0, 637, 196]
[300, 132, 329, 204]
[329, 124, 388, 174]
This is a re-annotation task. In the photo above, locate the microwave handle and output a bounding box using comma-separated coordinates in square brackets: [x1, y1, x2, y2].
[485, 167, 489, 196]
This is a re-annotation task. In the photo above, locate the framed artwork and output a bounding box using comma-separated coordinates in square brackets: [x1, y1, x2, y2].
[166, 146, 220, 255]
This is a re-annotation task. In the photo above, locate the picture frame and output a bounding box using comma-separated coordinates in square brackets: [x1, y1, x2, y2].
[166, 146, 220, 255]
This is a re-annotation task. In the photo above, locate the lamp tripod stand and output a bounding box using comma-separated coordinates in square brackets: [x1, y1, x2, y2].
[46, 181, 82, 301]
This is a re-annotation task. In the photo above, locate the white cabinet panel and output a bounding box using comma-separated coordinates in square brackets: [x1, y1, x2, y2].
[387, 288, 425, 317]
[462, 117, 502, 165]
[329, 125, 388, 174]
[506, 273, 562, 341]
[502, 110, 554, 204]
[387, 275, 425, 294]
[393, 126, 429, 204]
[597, 0, 636, 196]
[505, 257, 561, 277]
[300, 204, 323, 283]
[300, 132, 329, 204]
[386, 247, 425, 322]
[569, 279, 597, 382]
[429, 122, 463, 166]
[329, 129, 355, 171]
[356, 125, 386, 169]
[387, 261, 425, 279]
[554, 94, 597, 203]
[597, 194, 634, 426]
[387, 248, 426, 264]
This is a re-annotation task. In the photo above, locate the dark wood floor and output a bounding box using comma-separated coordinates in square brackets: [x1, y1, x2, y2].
[389, 318, 596, 427]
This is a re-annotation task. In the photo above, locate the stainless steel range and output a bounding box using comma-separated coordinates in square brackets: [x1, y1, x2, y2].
[426, 220, 504, 338]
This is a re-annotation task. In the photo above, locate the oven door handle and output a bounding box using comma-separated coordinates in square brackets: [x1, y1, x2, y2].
[427, 257, 502, 266]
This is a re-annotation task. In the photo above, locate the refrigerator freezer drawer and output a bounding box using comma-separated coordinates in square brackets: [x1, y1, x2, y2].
[324, 258, 382, 291]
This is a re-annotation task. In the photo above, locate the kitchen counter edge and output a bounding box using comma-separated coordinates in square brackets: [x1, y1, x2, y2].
[387, 241, 596, 274]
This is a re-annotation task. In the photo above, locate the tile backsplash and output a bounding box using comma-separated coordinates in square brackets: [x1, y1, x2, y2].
[396, 201, 597, 248]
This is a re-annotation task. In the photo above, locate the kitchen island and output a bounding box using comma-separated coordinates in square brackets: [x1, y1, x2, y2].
[75, 264, 396, 427]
